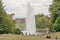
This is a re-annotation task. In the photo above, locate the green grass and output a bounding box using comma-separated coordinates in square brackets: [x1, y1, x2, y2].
[0, 34, 51, 40]
[0, 32, 60, 40]
[49, 32, 60, 38]
[0, 34, 41, 40]
[0, 34, 56, 40]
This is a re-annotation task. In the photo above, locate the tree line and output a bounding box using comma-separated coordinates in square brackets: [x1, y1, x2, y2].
[36, 0, 60, 32]
[0, 0, 22, 34]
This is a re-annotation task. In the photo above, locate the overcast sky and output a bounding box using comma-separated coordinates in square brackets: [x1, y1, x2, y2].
[2, 0, 53, 18]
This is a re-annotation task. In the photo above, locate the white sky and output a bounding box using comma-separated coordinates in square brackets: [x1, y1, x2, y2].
[2, 0, 53, 18]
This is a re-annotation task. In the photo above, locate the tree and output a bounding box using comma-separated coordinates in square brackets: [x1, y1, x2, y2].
[35, 14, 50, 29]
[49, 0, 60, 32]
[0, 0, 15, 34]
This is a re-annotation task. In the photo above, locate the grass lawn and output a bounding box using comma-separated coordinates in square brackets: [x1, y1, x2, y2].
[49, 32, 60, 38]
[0, 32, 60, 40]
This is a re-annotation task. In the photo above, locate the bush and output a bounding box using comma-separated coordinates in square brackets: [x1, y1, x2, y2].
[13, 28, 23, 35]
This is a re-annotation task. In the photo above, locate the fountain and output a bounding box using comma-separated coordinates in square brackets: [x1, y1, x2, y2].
[26, 2, 36, 35]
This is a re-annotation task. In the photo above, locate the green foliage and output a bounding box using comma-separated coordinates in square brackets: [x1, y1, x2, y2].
[13, 28, 23, 35]
[16, 24, 26, 30]
[50, 23, 60, 32]
[49, 0, 60, 24]
[35, 14, 50, 29]
[0, 0, 15, 34]
[55, 17, 60, 23]
[50, 17, 60, 32]
[49, 0, 60, 32]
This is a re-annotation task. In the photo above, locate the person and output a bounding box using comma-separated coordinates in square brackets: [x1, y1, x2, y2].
[55, 36, 58, 40]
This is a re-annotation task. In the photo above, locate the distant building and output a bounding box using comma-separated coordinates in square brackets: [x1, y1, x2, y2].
[15, 18, 26, 35]
[15, 18, 26, 24]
